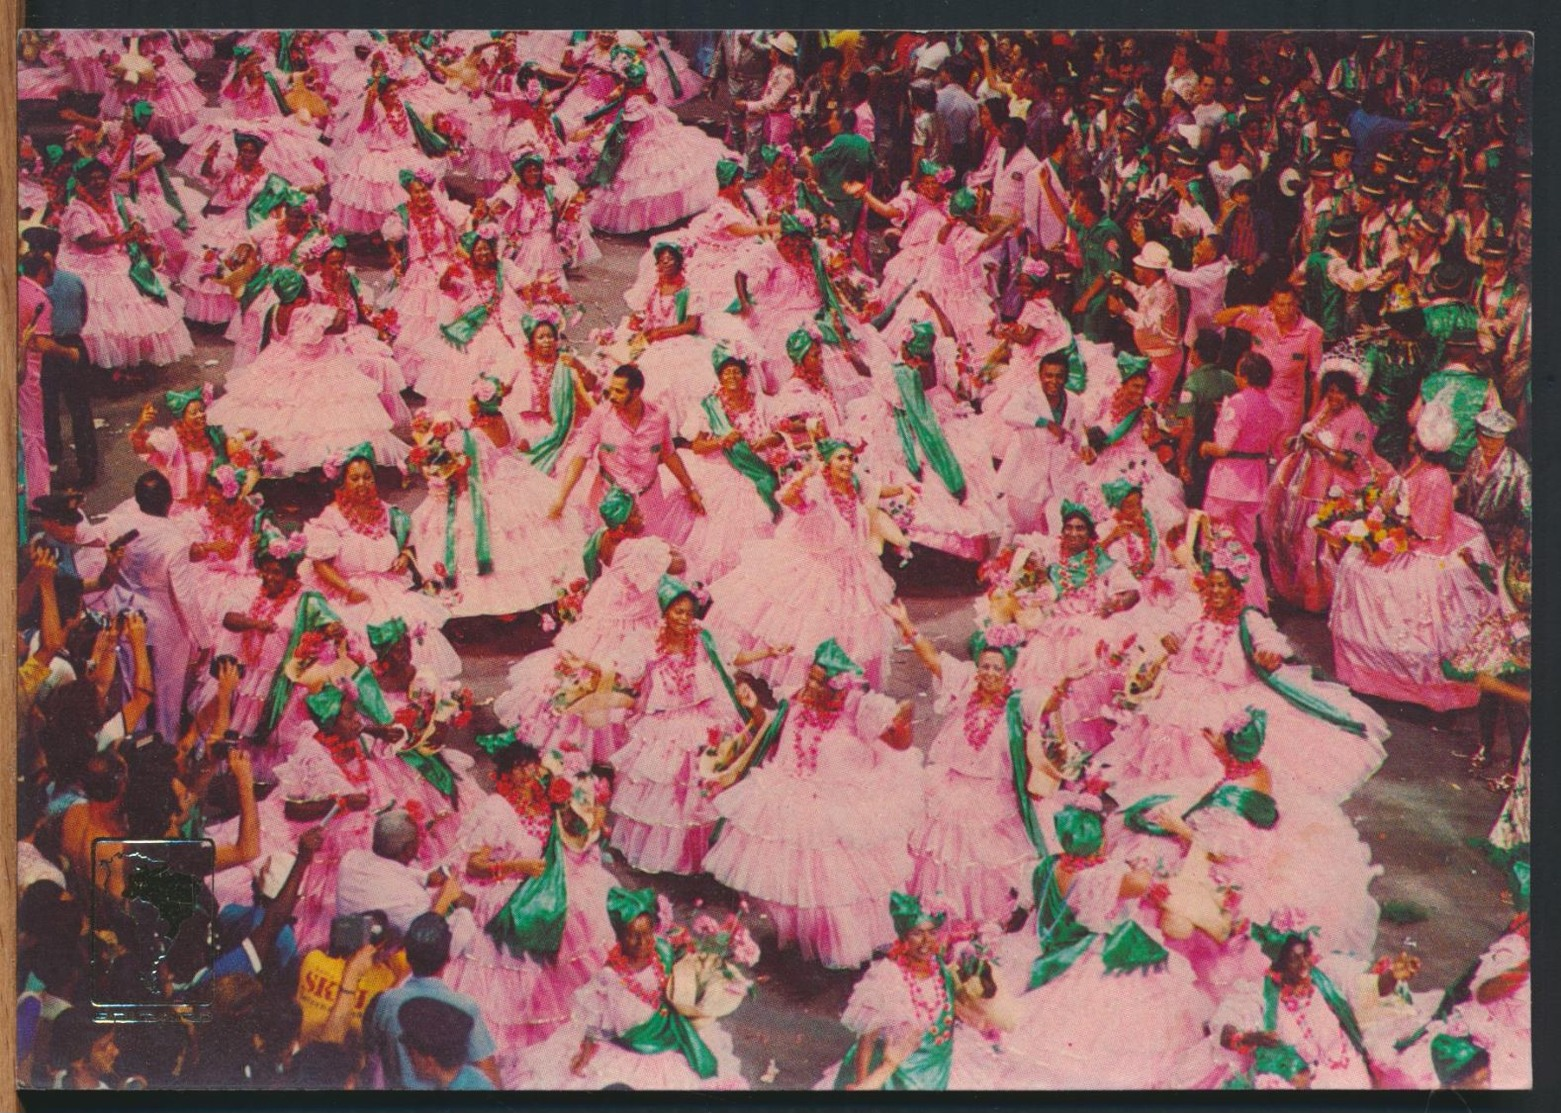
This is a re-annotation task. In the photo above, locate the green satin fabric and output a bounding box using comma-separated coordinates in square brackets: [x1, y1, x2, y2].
[1005, 693, 1048, 855]
[1027, 856, 1096, 990]
[1186, 783, 1279, 830]
[526, 361, 577, 476]
[1238, 609, 1366, 735]
[700, 395, 781, 519]
[115, 194, 168, 302]
[891, 364, 967, 500]
[486, 819, 568, 957]
[255, 591, 339, 743]
[611, 939, 720, 1079]
[832, 961, 956, 1090]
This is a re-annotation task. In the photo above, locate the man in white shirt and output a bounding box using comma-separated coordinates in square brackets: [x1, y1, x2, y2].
[1109, 241, 1183, 403]
[968, 107, 1041, 307]
[337, 809, 478, 956]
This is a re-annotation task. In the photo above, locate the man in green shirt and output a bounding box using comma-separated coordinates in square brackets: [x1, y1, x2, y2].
[802, 106, 874, 260]
[1042, 177, 1125, 342]
[1177, 329, 1239, 503]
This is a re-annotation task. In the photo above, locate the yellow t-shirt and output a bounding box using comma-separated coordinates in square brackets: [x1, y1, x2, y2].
[295, 951, 399, 1041]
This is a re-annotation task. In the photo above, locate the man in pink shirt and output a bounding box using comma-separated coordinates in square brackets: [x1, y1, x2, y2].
[1214, 283, 1323, 436]
[1201, 352, 1285, 550]
[18, 248, 60, 503]
[549, 365, 704, 545]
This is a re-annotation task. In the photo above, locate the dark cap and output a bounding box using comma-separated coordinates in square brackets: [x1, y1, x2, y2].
[1429, 260, 1471, 296]
[1327, 214, 1361, 240]
[1480, 235, 1510, 260]
[32, 493, 85, 525]
[1358, 179, 1388, 199]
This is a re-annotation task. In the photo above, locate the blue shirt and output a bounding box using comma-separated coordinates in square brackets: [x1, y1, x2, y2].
[44, 268, 87, 336]
[448, 1064, 496, 1090]
[1346, 109, 1413, 175]
[363, 975, 496, 1091]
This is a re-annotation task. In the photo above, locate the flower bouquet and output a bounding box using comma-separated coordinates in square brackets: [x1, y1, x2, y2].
[407, 414, 472, 488]
[944, 918, 1017, 1035]
[664, 903, 760, 1028]
[1309, 481, 1411, 565]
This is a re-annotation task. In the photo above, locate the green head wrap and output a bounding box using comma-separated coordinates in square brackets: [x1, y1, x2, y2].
[715, 159, 744, 188]
[889, 891, 946, 937]
[1102, 478, 1141, 509]
[710, 345, 747, 376]
[949, 187, 978, 217]
[786, 327, 817, 363]
[305, 684, 345, 728]
[1252, 1043, 1311, 1082]
[511, 151, 545, 176]
[778, 212, 812, 238]
[1059, 499, 1095, 529]
[329, 233, 348, 252]
[367, 617, 408, 655]
[270, 267, 307, 305]
[759, 144, 788, 167]
[903, 321, 936, 359]
[1223, 707, 1268, 763]
[42, 144, 67, 171]
[129, 100, 155, 128]
[812, 638, 863, 679]
[1117, 352, 1151, 381]
[598, 487, 634, 528]
[333, 442, 378, 480]
[459, 229, 496, 254]
[164, 388, 205, 416]
[656, 574, 697, 614]
[1053, 806, 1104, 857]
[651, 240, 685, 262]
[1250, 920, 1318, 962]
[399, 167, 428, 190]
[73, 156, 108, 177]
[607, 886, 659, 934]
[474, 726, 520, 756]
[473, 373, 506, 415]
[232, 44, 255, 61]
[917, 158, 947, 180]
[816, 438, 852, 464]
[1509, 858, 1529, 913]
[232, 130, 268, 151]
[968, 629, 1020, 671]
[624, 62, 648, 87]
[1431, 1034, 1488, 1086]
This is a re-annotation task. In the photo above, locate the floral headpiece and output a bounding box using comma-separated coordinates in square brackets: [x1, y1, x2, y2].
[207, 462, 254, 501]
[398, 166, 436, 190]
[916, 158, 954, 184]
[968, 624, 1023, 670]
[520, 302, 563, 339]
[1199, 535, 1254, 585]
[472, 374, 507, 416]
[323, 441, 378, 482]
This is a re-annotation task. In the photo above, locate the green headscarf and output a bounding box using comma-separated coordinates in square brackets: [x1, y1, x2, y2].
[889, 891, 945, 937]
[1102, 478, 1141, 509]
[812, 638, 862, 679]
[474, 726, 521, 756]
[778, 212, 812, 238]
[623, 61, 648, 87]
[1251, 1043, 1311, 1083]
[1053, 806, 1104, 857]
[1117, 351, 1151, 381]
[651, 240, 685, 262]
[459, 228, 498, 254]
[1223, 708, 1268, 763]
[917, 158, 947, 180]
[270, 267, 307, 304]
[816, 438, 851, 464]
[165, 388, 205, 416]
[716, 159, 744, 188]
[656, 574, 696, 613]
[599, 487, 634, 527]
[367, 617, 408, 655]
[607, 886, 659, 934]
[511, 151, 545, 175]
[1431, 1034, 1487, 1086]
[129, 99, 155, 129]
[305, 684, 345, 728]
[232, 130, 267, 151]
[759, 144, 787, 166]
[949, 187, 978, 217]
[1059, 499, 1095, 528]
[398, 167, 430, 190]
[903, 321, 936, 359]
[786, 327, 817, 364]
[710, 345, 746, 376]
[333, 442, 378, 479]
[968, 629, 1019, 671]
[1509, 858, 1529, 913]
[1250, 920, 1318, 962]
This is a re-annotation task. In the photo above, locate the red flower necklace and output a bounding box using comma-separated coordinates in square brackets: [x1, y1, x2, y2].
[607, 945, 666, 1010]
[495, 768, 553, 841]
[888, 939, 953, 1045]
[825, 477, 858, 525]
[792, 698, 843, 776]
[334, 489, 391, 538]
[318, 729, 370, 785]
[962, 684, 1012, 753]
[1201, 593, 1245, 627]
[654, 626, 699, 703]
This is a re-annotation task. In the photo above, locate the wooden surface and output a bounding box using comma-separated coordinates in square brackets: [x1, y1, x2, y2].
[4, 1, 23, 1108]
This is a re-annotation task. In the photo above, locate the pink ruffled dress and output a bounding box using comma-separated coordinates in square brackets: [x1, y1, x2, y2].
[609, 627, 744, 875]
[100, 125, 200, 272]
[678, 389, 786, 582]
[877, 189, 952, 306]
[179, 161, 276, 325]
[183, 578, 299, 740]
[327, 97, 445, 235]
[585, 95, 734, 234]
[1261, 402, 1383, 612]
[378, 190, 469, 364]
[706, 472, 897, 692]
[100, 43, 205, 140]
[206, 302, 409, 476]
[702, 690, 922, 969]
[226, 221, 331, 368]
[403, 260, 528, 411]
[1329, 463, 1503, 711]
[174, 74, 330, 190]
[907, 657, 1039, 923]
[57, 194, 194, 369]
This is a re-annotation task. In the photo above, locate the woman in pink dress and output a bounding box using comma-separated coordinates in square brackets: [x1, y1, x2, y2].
[129, 388, 228, 517]
[99, 34, 205, 142]
[181, 463, 267, 642]
[1095, 545, 1389, 809]
[641, 31, 706, 107]
[301, 443, 460, 681]
[855, 160, 955, 307]
[441, 736, 616, 1073]
[56, 157, 193, 370]
[983, 804, 1222, 1090]
[378, 168, 469, 363]
[100, 100, 198, 274]
[706, 442, 901, 692]
[1075, 352, 1188, 530]
[1330, 403, 1504, 712]
[404, 226, 528, 412]
[492, 152, 585, 289]
[179, 132, 276, 326]
[889, 604, 1040, 925]
[679, 347, 788, 581]
[1099, 478, 1186, 607]
[524, 887, 748, 1089]
[328, 71, 447, 235]
[673, 159, 777, 310]
[577, 61, 734, 234]
[499, 308, 596, 478]
[880, 188, 1009, 354]
[702, 640, 922, 969]
[205, 269, 408, 476]
[1262, 360, 1388, 612]
[309, 236, 411, 424]
[227, 191, 331, 370]
[611, 576, 784, 875]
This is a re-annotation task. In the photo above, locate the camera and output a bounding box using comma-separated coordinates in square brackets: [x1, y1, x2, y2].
[210, 654, 247, 680]
[328, 911, 388, 957]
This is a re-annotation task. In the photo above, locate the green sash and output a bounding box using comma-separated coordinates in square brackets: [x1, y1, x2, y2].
[585, 104, 630, 189]
[114, 193, 168, 302]
[1098, 919, 1168, 974]
[1185, 783, 1278, 830]
[440, 430, 493, 585]
[389, 505, 412, 554]
[832, 960, 956, 1090]
[1092, 404, 1144, 448]
[153, 163, 191, 232]
[891, 364, 967, 501]
[486, 817, 568, 957]
[700, 395, 781, 519]
[254, 591, 339, 743]
[440, 263, 504, 351]
[349, 664, 394, 726]
[1046, 546, 1115, 599]
[1027, 855, 1097, 989]
[655, 43, 684, 100]
[1064, 338, 1088, 394]
[263, 71, 291, 115]
[1121, 793, 1180, 838]
[1238, 609, 1366, 736]
[526, 361, 578, 476]
[810, 240, 854, 347]
[698, 627, 739, 715]
[405, 103, 453, 158]
[1006, 692, 1048, 854]
[582, 529, 606, 583]
[245, 173, 298, 228]
[1261, 967, 1370, 1063]
[612, 939, 719, 1079]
